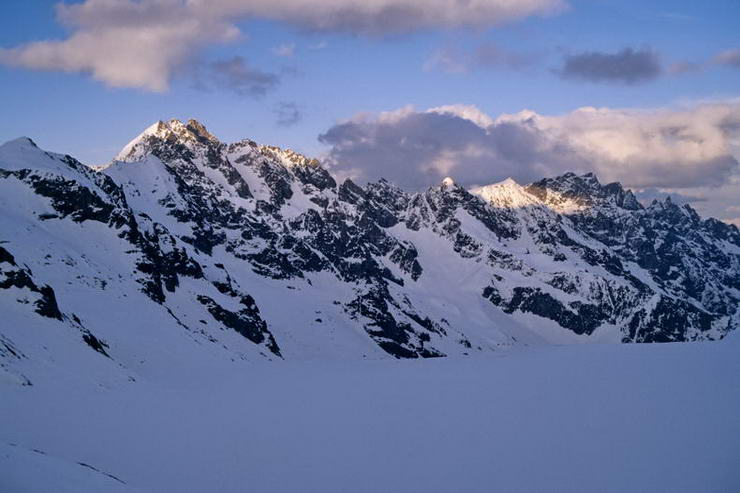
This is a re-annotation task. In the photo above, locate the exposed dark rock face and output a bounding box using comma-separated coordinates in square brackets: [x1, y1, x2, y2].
[0, 250, 63, 321]
[197, 295, 281, 357]
[1, 120, 738, 364]
[82, 331, 110, 357]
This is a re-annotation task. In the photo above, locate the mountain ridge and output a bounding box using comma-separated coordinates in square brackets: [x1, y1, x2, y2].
[1, 119, 738, 383]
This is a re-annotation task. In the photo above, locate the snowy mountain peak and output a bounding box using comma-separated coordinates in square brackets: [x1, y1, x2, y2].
[1, 136, 39, 150]
[0, 136, 72, 173]
[113, 119, 322, 185]
[470, 177, 539, 209]
[258, 145, 320, 169]
[1, 123, 739, 382]
[185, 119, 219, 143]
[498, 177, 518, 186]
[441, 176, 456, 187]
[114, 121, 170, 162]
[115, 118, 221, 163]
[646, 194, 700, 222]
[526, 172, 642, 213]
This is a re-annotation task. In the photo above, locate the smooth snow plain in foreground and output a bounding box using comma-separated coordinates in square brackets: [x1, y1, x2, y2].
[2, 337, 739, 493]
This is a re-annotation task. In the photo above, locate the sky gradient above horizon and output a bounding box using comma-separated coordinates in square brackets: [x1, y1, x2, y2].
[1, 0, 739, 223]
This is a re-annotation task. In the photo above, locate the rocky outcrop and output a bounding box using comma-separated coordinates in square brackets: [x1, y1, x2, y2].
[1, 120, 737, 367]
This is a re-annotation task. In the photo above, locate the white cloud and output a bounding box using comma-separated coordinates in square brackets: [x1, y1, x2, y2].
[192, 0, 566, 34]
[428, 104, 495, 128]
[0, 0, 565, 91]
[319, 101, 740, 222]
[0, 0, 239, 92]
[505, 103, 740, 187]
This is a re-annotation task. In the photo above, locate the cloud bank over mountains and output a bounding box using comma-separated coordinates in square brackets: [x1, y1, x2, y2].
[319, 101, 740, 223]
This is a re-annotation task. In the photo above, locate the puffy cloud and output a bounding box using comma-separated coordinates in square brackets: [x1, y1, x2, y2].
[515, 103, 740, 188]
[0, 0, 239, 92]
[0, 0, 565, 90]
[192, 0, 566, 34]
[318, 102, 740, 222]
[650, 177, 740, 225]
[429, 104, 495, 128]
[559, 48, 662, 84]
[725, 203, 740, 226]
[320, 105, 587, 189]
[558, 47, 740, 82]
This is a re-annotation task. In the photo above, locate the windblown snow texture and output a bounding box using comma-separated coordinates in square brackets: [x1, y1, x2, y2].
[1, 119, 738, 377]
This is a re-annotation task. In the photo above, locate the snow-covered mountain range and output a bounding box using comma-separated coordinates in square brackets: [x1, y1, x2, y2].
[2, 118, 739, 380]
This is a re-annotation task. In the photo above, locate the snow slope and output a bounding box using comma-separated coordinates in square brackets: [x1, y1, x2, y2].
[2, 340, 739, 492]
[1, 120, 739, 492]
[0, 119, 738, 397]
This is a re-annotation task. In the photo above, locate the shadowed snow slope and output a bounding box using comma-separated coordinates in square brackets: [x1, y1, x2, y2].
[2, 341, 739, 492]
[1, 120, 739, 492]
[1, 120, 738, 382]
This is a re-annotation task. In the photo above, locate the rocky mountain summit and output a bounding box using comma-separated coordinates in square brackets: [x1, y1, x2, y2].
[1, 119, 738, 379]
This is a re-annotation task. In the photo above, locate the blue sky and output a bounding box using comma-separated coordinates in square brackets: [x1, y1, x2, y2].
[1, 0, 739, 222]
